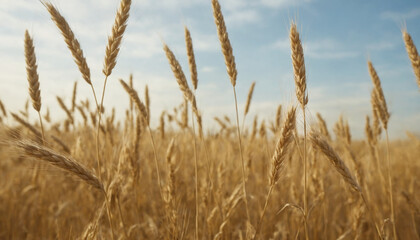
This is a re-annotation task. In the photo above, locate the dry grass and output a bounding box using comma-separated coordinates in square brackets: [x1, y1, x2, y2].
[0, 1, 419, 240]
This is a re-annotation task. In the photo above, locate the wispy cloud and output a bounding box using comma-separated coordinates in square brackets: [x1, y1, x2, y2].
[365, 41, 396, 51]
[381, 8, 420, 22]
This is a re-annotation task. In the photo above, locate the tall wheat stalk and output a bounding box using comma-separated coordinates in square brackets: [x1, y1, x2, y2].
[290, 22, 309, 240]
[310, 132, 383, 240]
[163, 42, 201, 240]
[211, 0, 251, 226]
[255, 107, 296, 238]
[119, 79, 163, 198]
[368, 61, 396, 240]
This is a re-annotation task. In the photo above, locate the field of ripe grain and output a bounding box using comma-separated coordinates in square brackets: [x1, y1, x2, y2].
[0, 0, 419, 239]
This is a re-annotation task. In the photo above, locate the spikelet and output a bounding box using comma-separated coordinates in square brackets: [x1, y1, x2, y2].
[290, 23, 308, 107]
[244, 82, 256, 117]
[310, 132, 361, 192]
[269, 107, 296, 185]
[24, 30, 41, 112]
[185, 27, 198, 90]
[402, 30, 420, 88]
[103, 0, 131, 76]
[43, 3, 91, 85]
[211, 0, 237, 87]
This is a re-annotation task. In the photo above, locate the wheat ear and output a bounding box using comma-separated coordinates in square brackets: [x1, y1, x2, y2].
[310, 132, 360, 191]
[24, 30, 45, 143]
[290, 23, 308, 107]
[24, 31, 41, 112]
[119, 80, 148, 121]
[368, 61, 390, 129]
[402, 30, 420, 88]
[43, 2, 91, 85]
[242, 81, 256, 132]
[163, 43, 203, 138]
[15, 140, 104, 191]
[310, 132, 383, 239]
[103, 0, 131, 76]
[211, 0, 237, 87]
[185, 27, 198, 90]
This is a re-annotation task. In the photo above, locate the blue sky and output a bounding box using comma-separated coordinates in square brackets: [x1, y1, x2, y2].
[0, 0, 419, 138]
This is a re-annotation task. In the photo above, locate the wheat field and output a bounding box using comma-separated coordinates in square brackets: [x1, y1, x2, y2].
[0, 0, 419, 239]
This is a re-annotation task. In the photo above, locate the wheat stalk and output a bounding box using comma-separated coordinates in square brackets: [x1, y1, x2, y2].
[211, 0, 250, 226]
[290, 22, 309, 240]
